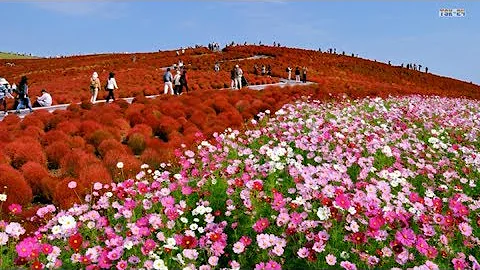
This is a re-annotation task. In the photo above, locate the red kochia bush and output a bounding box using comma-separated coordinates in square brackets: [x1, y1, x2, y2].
[97, 139, 128, 158]
[127, 133, 147, 155]
[45, 141, 71, 169]
[0, 164, 33, 213]
[21, 161, 50, 196]
[56, 120, 80, 135]
[41, 130, 70, 146]
[87, 128, 116, 148]
[128, 124, 153, 138]
[78, 163, 112, 189]
[140, 148, 165, 169]
[3, 139, 47, 169]
[103, 150, 141, 181]
[60, 149, 99, 177]
[52, 177, 85, 209]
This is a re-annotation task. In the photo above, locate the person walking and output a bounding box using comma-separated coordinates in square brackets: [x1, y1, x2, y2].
[286, 66, 292, 81]
[173, 70, 182, 95]
[295, 67, 301, 82]
[230, 67, 236, 89]
[34, 89, 52, 107]
[0, 78, 13, 115]
[235, 64, 243, 89]
[15, 76, 33, 113]
[105, 72, 118, 103]
[163, 68, 174, 95]
[180, 69, 189, 93]
[90, 72, 101, 103]
[302, 66, 308, 83]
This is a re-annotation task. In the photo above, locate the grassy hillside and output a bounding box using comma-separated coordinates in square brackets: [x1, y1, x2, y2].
[0, 52, 39, 59]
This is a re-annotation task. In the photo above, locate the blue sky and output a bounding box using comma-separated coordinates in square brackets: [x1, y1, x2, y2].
[2, 1, 479, 84]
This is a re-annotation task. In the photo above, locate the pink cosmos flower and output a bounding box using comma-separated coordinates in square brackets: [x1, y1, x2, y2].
[395, 228, 416, 247]
[116, 260, 128, 270]
[458, 222, 472, 237]
[8, 204, 22, 214]
[369, 216, 385, 231]
[340, 261, 357, 270]
[326, 254, 337, 265]
[452, 258, 467, 270]
[67, 181, 77, 189]
[415, 237, 430, 255]
[16, 240, 33, 258]
[253, 218, 270, 233]
[208, 256, 219, 266]
[233, 241, 245, 254]
[335, 193, 351, 209]
[297, 247, 309, 258]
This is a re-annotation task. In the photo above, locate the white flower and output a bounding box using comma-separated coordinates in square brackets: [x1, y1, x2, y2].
[180, 217, 188, 224]
[124, 241, 134, 250]
[382, 145, 393, 157]
[425, 189, 435, 198]
[51, 225, 62, 235]
[153, 259, 168, 270]
[348, 207, 357, 215]
[189, 223, 198, 231]
[0, 193, 6, 202]
[58, 215, 76, 230]
[317, 206, 331, 221]
[0, 232, 9, 245]
[116, 162, 124, 169]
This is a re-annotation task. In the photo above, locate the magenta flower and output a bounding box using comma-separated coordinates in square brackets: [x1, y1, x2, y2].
[8, 204, 22, 215]
[252, 218, 270, 233]
[368, 216, 385, 231]
[335, 193, 350, 209]
[16, 240, 33, 258]
[395, 228, 416, 247]
[415, 237, 430, 255]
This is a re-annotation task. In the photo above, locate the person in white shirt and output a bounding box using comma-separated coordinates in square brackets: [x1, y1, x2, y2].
[35, 89, 52, 107]
[106, 72, 118, 103]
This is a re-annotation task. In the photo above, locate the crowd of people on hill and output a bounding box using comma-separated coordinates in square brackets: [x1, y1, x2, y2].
[0, 76, 53, 115]
[163, 60, 189, 95]
[401, 63, 429, 73]
[285, 66, 308, 83]
[230, 65, 246, 90]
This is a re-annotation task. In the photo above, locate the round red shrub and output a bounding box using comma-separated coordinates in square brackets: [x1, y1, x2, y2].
[21, 162, 50, 196]
[52, 177, 85, 209]
[103, 150, 141, 181]
[78, 163, 112, 188]
[60, 149, 99, 177]
[128, 124, 153, 138]
[140, 148, 164, 169]
[3, 140, 47, 169]
[0, 164, 33, 213]
[97, 138, 128, 158]
[56, 121, 80, 135]
[127, 133, 147, 155]
[42, 130, 70, 146]
[45, 141, 71, 169]
[79, 120, 103, 137]
[87, 128, 115, 148]
[22, 125, 45, 141]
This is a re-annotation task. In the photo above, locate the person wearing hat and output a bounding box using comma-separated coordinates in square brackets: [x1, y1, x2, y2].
[234, 64, 243, 89]
[90, 71, 101, 103]
[35, 89, 52, 107]
[0, 77, 13, 115]
[15, 76, 33, 113]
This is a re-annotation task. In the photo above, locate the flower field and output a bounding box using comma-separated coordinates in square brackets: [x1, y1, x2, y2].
[1, 95, 479, 269]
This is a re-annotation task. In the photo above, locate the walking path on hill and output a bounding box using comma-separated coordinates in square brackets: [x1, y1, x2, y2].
[0, 79, 315, 121]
